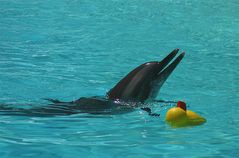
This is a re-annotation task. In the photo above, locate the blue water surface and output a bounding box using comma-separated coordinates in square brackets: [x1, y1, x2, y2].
[0, 0, 239, 157]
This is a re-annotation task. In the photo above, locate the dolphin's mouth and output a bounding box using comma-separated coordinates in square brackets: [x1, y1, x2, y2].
[157, 48, 185, 77]
[148, 49, 185, 100]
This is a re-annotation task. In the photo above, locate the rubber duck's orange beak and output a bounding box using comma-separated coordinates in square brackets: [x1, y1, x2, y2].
[177, 101, 186, 111]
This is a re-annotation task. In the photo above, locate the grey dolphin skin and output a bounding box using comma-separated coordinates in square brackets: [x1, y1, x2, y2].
[0, 49, 185, 117]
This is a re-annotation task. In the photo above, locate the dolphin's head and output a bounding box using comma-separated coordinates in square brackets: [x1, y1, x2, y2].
[107, 49, 185, 102]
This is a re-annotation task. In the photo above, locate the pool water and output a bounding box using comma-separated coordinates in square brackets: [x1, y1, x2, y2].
[0, 0, 239, 157]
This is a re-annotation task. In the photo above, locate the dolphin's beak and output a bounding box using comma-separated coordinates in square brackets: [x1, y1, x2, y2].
[155, 49, 185, 89]
[158, 48, 180, 69]
[143, 48, 185, 101]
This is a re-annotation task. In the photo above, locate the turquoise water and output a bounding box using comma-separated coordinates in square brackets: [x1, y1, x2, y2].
[0, 0, 239, 157]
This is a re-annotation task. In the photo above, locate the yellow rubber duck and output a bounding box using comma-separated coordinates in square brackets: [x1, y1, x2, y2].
[166, 101, 206, 128]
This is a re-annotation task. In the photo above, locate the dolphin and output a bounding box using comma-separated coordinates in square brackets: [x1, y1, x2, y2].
[0, 49, 185, 117]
